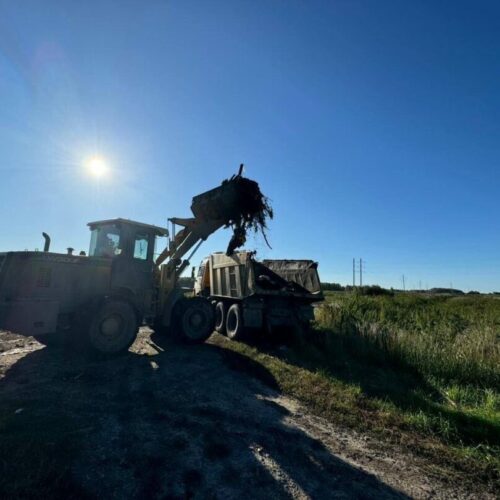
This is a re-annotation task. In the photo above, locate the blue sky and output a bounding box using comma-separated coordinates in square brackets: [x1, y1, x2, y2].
[0, 1, 499, 291]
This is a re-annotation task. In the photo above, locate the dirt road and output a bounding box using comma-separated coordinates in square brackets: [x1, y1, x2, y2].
[0, 329, 486, 499]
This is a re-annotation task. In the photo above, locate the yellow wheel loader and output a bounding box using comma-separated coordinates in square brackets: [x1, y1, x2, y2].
[0, 169, 271, 354]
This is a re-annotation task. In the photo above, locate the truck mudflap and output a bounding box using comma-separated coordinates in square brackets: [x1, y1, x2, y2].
[0, 299, 59, 336]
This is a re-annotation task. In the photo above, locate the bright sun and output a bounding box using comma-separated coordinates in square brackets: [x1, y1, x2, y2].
[86, 156, 108, 178]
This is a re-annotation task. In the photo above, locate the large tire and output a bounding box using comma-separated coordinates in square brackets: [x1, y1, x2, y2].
[215, 302, 227, 335]
[226, 303, 245, 340]
[88, 300, 138, 354]
[175, 297, 215, 344]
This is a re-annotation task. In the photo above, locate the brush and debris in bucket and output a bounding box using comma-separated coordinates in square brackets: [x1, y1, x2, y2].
[190, 165, 274, 255]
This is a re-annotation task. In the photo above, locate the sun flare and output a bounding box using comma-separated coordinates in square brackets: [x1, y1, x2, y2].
[86, 156, 108, 178]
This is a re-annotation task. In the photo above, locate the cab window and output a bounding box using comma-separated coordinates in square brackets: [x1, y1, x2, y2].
[134, 233, 149, 260]
[89, 225, 122, 258]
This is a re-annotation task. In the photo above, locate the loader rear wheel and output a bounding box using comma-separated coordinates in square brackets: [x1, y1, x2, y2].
[176, 297, 215, 344]
[226, 303, 245, 340]
[215, 302, 227, 335]
[88, 300, 138, 354]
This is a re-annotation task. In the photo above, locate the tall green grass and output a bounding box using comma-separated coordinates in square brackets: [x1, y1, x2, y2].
[310, 293, 499, 454]
[316, 293, 500, 388]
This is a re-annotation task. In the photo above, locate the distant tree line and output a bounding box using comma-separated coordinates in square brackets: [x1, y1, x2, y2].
[320, 282, 345, 291]
[321, 283, 394, 296]
[320, 283, 495, 296]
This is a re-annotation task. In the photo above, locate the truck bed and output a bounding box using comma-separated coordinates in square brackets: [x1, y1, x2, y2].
[207, 252, 323, 303]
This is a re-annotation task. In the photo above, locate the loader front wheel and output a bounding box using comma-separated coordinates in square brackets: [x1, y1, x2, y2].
[176, 297, 215, 344]
[88, 300, 138, 354]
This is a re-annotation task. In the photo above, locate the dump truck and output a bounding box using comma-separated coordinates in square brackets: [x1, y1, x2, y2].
[0, 171, 272, 353]
[194, 251, 323, 339]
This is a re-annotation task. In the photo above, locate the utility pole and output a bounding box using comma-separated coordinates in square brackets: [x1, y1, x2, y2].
[359, 258, 363, 286]
[352, 258, 356, 287]
[402, 274, 406, 291]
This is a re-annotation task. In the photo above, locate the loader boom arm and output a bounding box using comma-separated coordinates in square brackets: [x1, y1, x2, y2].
[154, 170, 271, 321]
[156, 216, 224, 270]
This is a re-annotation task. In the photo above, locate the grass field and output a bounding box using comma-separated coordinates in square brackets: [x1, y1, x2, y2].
[213, 292, 500, 488]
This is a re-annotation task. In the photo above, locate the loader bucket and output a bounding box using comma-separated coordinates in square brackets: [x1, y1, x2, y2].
[191, 176, 264, 223]
[191, 174, 273, 254]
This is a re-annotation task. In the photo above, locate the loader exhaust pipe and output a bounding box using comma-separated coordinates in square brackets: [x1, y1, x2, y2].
[42, 232, 51, 252]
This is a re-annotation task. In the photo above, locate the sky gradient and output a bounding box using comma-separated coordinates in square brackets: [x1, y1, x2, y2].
[0, 1, 499, 291]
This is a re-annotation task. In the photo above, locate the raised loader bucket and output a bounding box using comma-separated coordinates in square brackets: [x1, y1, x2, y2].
[191, 174, 273, 255]
[191, 177, 265, 223]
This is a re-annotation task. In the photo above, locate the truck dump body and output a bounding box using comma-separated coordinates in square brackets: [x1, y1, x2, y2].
[197, 252, 323, 337]
[206, 252, 323, 302]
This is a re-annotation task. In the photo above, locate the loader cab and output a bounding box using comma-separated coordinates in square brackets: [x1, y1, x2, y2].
[87, 219, 168, 313]
[88, 218, 168, 263]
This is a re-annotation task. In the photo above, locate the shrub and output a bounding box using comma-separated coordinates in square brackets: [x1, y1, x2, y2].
[321, 282, 345, 291]
[356, 285, 394, 296]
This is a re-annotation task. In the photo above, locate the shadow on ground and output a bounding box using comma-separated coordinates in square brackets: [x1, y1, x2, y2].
[0, 329, 408, 499]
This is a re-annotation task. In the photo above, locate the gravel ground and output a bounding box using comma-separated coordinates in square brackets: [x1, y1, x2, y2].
[0, 328, 490, 499]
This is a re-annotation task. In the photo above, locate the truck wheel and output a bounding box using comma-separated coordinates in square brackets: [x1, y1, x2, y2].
[215, 302, 227, 335]
[88, 300, 138, 354]
[226, 303, 245, 340]
[176, 297, 215, 344]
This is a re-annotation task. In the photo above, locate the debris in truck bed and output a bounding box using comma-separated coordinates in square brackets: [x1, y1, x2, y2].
[190, 167, 273, 255]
